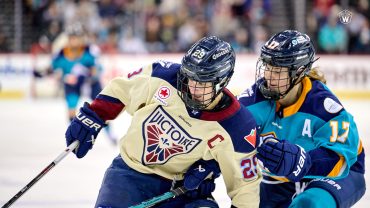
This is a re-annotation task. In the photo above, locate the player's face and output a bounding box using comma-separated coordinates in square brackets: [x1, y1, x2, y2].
[187, 79, 214, 103]
[264, 64, 290, 95]
[68, 35, 85, 48]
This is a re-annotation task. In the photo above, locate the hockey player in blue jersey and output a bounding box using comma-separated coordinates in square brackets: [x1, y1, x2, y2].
[52, 23, 102, 121]
[52, 23, 116, 144]
[64, 36, 262, 207]
[238, 30, 366, 208]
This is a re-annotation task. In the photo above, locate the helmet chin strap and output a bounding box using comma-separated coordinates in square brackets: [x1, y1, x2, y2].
[205, 92, 223, 110]
[278, 81, 303, 107]
[276, 66, 307, 100]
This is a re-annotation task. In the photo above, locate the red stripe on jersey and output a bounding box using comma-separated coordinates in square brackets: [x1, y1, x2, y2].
[90, 98, 125, 121]
[201, 89, 240, 121]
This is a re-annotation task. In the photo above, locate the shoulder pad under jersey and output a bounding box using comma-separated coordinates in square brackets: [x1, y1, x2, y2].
[219, 106, 259, 153]
[238, 83, 268, 107]
[151, 60, 181, 88]
[300, 80, 344, 122]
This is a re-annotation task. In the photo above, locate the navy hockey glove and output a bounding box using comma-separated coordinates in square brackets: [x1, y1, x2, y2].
[257, 139, 311, 182]
[184, 159, 221, 198]
[65, 102, 106, 158]
[185, 179, 217, 199]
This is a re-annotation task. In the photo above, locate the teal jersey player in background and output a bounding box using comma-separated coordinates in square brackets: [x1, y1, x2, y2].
[52, 23, 116, 145]
[238, 30, 365, 208]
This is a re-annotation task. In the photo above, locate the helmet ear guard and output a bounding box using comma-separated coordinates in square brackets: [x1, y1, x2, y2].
[177, 36, 235, 110]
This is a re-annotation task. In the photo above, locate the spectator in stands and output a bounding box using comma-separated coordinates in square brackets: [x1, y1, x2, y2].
[118, 27, 148, 54]
[4, 0, 368, 54]
[0, 31, 10, 53]
[318, 5, 348, 53]
[100, 28, 120, 54]
[347, 2, 370, 54]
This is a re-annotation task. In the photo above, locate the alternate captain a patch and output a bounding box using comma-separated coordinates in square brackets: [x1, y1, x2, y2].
[142, 106, 201, 165]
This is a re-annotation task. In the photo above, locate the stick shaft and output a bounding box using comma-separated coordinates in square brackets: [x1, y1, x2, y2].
[128, 186, 187, 208]
[2, 141, 79, 208]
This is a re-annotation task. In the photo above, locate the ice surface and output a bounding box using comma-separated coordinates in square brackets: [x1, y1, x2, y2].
[0, 99, 369, 207]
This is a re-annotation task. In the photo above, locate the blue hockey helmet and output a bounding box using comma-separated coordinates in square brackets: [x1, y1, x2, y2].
[177, 36, 235, 110]
[256, 30, 316, 100]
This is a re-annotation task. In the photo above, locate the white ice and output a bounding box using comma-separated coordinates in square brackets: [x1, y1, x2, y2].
[0, 99, 369, 207]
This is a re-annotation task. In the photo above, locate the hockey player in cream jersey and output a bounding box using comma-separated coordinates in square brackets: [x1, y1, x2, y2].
[65, 36, 261, 207]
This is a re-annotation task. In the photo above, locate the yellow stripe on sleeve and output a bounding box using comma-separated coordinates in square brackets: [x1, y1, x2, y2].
[327, 156, 346, 177]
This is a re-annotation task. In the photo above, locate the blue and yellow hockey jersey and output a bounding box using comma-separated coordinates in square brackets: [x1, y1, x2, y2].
[238, 77, 365, 180]
[52, 45, 101, 81]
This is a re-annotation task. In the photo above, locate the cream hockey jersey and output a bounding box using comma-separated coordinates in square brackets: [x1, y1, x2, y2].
[90, 61, 262, 207]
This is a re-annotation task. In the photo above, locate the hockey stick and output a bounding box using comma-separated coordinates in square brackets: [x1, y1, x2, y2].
[128, 186, 187, 208]
[2, 140, 79, 208]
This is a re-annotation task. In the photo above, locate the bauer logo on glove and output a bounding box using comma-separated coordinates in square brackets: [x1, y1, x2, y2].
[256, 138, 312, 182]
[76, 111, 103, 131]
[65, 102, 106, 158]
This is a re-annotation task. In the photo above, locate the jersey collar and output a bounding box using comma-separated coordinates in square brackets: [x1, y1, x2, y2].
[63, 47, 85, 60]
[276, 77, 312, 117]
[200, 89, 240, 121]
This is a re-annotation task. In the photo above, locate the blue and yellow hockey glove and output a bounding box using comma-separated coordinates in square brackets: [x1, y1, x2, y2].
[65, 102, 106, 158]
[257, 139, 312, 182]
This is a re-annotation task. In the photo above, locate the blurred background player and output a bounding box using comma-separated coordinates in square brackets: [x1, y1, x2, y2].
[52, 23, 117, 145]
[64, 36, 261, 207]
[238, 30, 365, 207]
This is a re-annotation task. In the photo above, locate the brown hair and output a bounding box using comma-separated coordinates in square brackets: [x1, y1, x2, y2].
[307, 67, 326, 84]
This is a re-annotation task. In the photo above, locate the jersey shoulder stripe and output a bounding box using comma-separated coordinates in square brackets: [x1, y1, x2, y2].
[91, 94, 124, 121]
[351, 149, 365, 174]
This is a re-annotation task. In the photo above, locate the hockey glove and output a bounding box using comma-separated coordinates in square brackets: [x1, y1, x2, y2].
[257, 139, 311, 182]
[184, 159, 221, 198]
[65, 102, 106, 158]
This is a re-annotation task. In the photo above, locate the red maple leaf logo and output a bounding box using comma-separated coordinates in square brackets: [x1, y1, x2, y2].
[244, 128, 256, 148]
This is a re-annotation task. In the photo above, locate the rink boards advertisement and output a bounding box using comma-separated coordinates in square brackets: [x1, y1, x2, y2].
[0, 54, 369, 99]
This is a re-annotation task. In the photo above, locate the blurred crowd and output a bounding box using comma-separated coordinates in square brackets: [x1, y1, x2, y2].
[0, 0, 369, 54]
[308, 0, 369, 54]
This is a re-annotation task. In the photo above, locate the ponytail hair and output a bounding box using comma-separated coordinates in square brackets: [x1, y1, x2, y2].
[307, 67, 326, 84]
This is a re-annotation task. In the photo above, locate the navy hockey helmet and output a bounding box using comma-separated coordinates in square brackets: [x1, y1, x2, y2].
[256, 30, 316, 100]
[177, 36, 235, 110]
